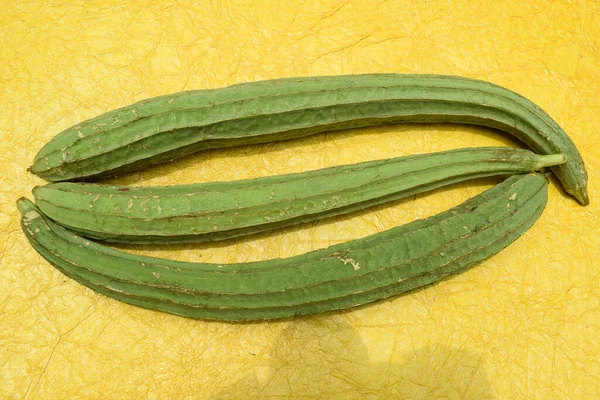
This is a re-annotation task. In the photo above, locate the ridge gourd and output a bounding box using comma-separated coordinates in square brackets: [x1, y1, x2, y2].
[19, 173, 548, 321]
[33, 147, 564, 243]
[29, 74, 589, 205]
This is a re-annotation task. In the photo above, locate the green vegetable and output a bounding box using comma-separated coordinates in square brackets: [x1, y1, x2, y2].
[33, 147, 563, 243]
[18, 173, 548, 321]
[29, 74, 588, 205]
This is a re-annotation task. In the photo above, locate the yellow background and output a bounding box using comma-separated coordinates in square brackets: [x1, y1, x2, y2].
[1, 1, 598, 398]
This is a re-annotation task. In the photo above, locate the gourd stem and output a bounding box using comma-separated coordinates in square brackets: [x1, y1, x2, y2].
[535, 153, 566, 169]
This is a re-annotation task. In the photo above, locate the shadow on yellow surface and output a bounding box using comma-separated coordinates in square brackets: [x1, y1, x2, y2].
[211, 316, 494, 399]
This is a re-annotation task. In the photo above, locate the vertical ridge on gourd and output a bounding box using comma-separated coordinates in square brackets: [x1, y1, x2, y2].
[32, 147, 564, 244]
[29, 74, 588, 205]
[18, 173, 548, 321]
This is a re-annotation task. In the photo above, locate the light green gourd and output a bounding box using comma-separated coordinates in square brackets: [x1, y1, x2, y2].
[29, 74, 588, 205]
[18, 173, 548, 321]
[32, 147, 563, 243]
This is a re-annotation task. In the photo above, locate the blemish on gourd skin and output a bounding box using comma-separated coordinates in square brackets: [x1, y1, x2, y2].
[89, 194, 101, 208]
[330, 252, 360, 270]
[23, 210, 40, 223]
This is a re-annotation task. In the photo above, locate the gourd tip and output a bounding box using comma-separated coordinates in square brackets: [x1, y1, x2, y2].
[16, 197, 36, 216]
[576, 189, 589, 206]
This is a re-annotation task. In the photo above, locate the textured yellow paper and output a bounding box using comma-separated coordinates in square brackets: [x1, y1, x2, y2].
[1, 1, 598, 398]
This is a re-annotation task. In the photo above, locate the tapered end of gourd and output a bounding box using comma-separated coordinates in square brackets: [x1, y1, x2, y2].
[17, 198, 44, 227]
[27, 163, 40, 176]
[572, 187, 590, 206]
[17, 197, 37, 216]
[28, 154, 57, 180]
[28, 165, 50, 181]
[533, 154, 589, 205]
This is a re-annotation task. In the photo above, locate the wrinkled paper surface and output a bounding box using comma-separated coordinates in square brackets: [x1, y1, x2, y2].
[1, 1, 599, 398]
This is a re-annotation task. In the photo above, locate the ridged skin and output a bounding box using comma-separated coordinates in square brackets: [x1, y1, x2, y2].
[33, 147, 563, 244]
[29, 74, 588, 205]
[18, 173, 548, 321]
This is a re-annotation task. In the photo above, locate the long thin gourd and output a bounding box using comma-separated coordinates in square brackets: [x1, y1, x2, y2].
[29, 74, 588, 205]
[33, 147, 563, 244]
[18, 173, 548, 321]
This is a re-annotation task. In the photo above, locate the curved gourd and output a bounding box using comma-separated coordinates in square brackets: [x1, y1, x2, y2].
[19, 173, 548, 321]
[33, 147, 563, 243]
[29, 74, 588, 205]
